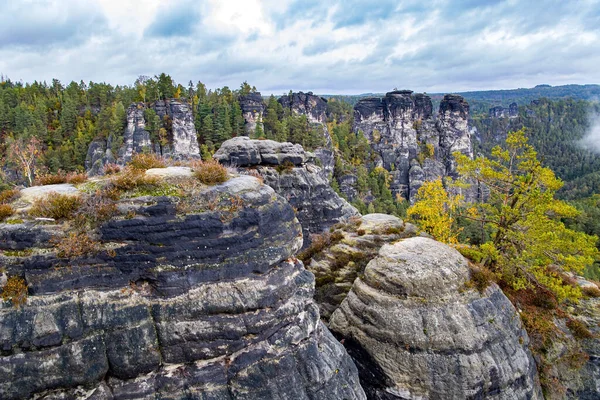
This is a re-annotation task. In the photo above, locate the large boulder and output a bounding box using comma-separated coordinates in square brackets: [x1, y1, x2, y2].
[215, 137, 359, 248]
[303, 213, 418, 320]
[0, 175, 365, 399]
[329, 237, 543, 399]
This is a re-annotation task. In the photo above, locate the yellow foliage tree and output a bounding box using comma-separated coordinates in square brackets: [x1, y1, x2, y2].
[454, 128, 598, 301]
[407, 178, 462, 244]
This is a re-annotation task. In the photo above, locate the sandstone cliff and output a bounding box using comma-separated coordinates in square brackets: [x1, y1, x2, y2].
[0, 172, 365, 399]
[329, 237, 543, 399]
[353, 91, 475, 202]
[214, 137, 358, 248]
[278, 92, 334, 179]
[86, 100, 200, 175]
[238, 92, 265, 135]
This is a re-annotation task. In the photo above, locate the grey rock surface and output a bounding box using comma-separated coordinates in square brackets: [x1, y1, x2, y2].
[305, 213, 418, 320]
[278, 92, 334, 179]
[239, 92, 266, 135]
[86, 99, 200, 175]
[0, 177, 365, 400]
[215, 137, 359, 248]
[329, 237, 543, 400]
[353, 91, 475, 202]
[153, 99, 201, 158]
[214, 136, 308, 166]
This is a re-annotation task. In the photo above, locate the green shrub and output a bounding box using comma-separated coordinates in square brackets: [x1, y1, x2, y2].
[29, 193, 82, 220]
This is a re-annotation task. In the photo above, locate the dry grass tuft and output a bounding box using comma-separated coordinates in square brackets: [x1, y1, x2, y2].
[66, 172, 88, 184]
[109, 167, 160, 192]
[55, 232, 101, 258]
[29, 193, 82, 220]
[128, 153, 166, 170]
[1, 276, 28, 308]
[103, 163, 121, 175]
[192, 160, 229, 185]
[0, 204, 14, 221]
[0, 189, 20, 204]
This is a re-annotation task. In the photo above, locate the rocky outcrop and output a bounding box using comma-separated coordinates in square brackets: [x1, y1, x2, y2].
[86, 100, 200, 175]
[239, 92, 265, 135]
[153, 99, 201, 158]
[353, 91, 474, 202]
[214, 136, 308, 166]
[214, 137, 359, 247]
[304, 214, 418, 320]
[0, 175, 365, 399]
[489, 102, 519, 119]
[279, 92, 334, 178]
[329, 237, 543, 399]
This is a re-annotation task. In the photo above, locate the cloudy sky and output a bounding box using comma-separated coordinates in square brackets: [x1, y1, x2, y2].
[1, 0, 599, 94]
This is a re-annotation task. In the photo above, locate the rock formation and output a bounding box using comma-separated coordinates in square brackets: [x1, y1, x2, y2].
[303, 213, 418, 320]
[0, 174, 365, 399]
[329, 237, 543, 399]
[86, 100, 200, 175]
[214, 137, 359, 247]
[489, 102, 519, 119]
[278, 92, 334, 178]
[353, 91, 475, 202]
[238, 92, 266, 135]
[153, 99, 201, 158]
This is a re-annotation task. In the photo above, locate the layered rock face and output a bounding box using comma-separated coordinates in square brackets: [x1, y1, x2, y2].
[239, 92, 266, 135]
[304, 214, 418, 320]
[353, 91, 474, 202]
[153, 99, 201, 158]
[86, 100, 200, 175]
[214, 137, 359, 247]
[278, 92, 334, 178]
[0, 176, 365, 399]
[329, 237, 543, 399]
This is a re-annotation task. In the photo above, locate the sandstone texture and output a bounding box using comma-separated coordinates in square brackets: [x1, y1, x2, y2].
[0, 175, 365, 399]
[353, 91, 476, 202]
[86, 100, 200, 175]
[215, 137, 358, 248]
[238, 92, 266, 135]
[329, 237, 543, 399]
[304, 213, 418, 320]
[278, 92, 334, 178]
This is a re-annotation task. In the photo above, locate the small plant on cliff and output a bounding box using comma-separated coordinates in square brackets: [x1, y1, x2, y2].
[73, 191, 118, 229]
[103, 163, 121, 175]
[275, 160, 295, 174]
[108, 166, 160, 192]
[29, 193, 83, 220]
[0, 204, 14, 221]
[192, 160, 229, 185]
[0, 188, 19, 204]
[407, 178, 462, 244]
[128, 153, 166, 170]
[1, 276, 28, 308]
[55, 232, 101, 258]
